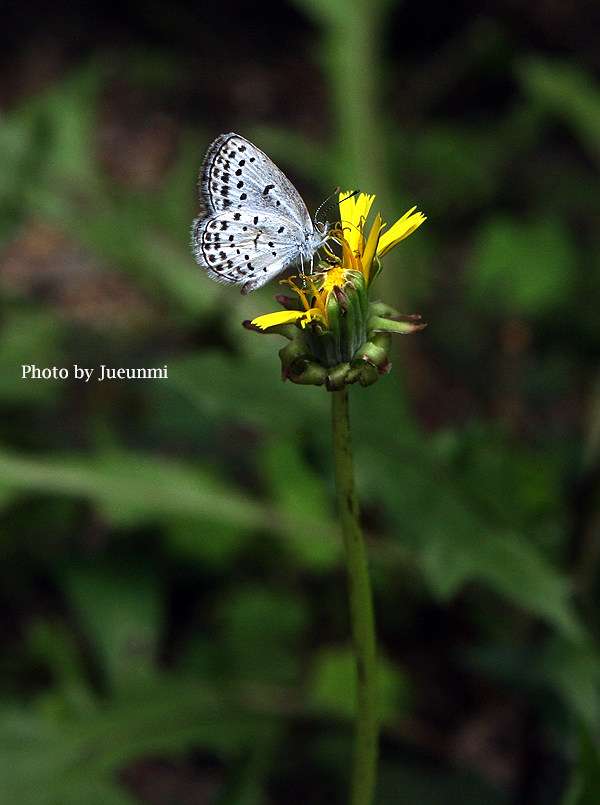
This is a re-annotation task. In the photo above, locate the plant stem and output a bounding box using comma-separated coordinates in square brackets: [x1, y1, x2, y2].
[331, 386, 379, 805]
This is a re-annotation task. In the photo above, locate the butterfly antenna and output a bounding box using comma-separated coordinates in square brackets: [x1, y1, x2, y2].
[316, 188, 361, 223]
[315, 187, 340, 223]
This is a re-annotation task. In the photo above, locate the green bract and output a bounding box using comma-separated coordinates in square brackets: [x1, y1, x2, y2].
[246, 193, 426, 391]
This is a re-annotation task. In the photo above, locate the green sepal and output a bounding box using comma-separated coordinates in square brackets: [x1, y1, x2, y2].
[326, 363, 353, 391]
[367, 255, 383, 288]
[321, 271, 369, 366]
[304, 272, 369, 368]
[267, 323, 303, 340]
[279, 339, 312, 373]
[289, 361, 329, 386]
[368, 301, 401, 318]
[345, 274, 369, 358]
[367, 315, 426, 335]
[369, 331, 393, 352]
[354, 337, 392, 371]
[355, 362, 381, 387]
[278, 339, 329, 385]
[246, 271, 424, 390]
[304, 328, 340, 369]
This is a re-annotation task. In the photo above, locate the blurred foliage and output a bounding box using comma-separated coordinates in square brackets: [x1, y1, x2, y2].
[2, 0, 600, 803]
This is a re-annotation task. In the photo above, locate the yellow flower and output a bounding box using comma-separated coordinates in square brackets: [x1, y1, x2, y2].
[246, 192, 426, 388]
[338, 191, 426, 284]
[251, 276, 329, 331]
[251, 192, 425, 333]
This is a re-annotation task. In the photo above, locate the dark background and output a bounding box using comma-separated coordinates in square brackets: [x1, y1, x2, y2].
[1, 1, 600, 803]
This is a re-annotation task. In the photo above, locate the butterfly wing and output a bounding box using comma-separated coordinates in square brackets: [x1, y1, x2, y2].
[193, 133, 328, 293]
[193, 209, 308, 293]
[199, 133, 313, 230]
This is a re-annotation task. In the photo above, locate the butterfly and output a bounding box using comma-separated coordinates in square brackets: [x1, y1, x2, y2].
[192, 133, 329, 294]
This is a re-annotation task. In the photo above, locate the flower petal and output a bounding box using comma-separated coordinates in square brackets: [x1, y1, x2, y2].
[251, 307, 327, 331]
[361, 213, 384, 286]
[377, 208, 426, 257]
[339, 192, 375, 253]
[251, 310, 307, 329]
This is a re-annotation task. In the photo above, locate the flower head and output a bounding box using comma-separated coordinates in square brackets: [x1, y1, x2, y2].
[246, 193, 426, 390]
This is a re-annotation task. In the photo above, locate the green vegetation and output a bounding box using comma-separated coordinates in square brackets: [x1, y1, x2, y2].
[2, 2, 600, 802]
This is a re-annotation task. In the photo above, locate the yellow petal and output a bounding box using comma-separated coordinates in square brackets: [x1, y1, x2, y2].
[361, 213, 384, 285]
[339, 192, 376, 253]
[251, 307, 326, 331]
[338, 190, 358, 212]
[377, 208, 426, 257]
[280, 276, 312, 311]
[351, 194, 375, 227]
[251, 310, 307, 329]
[299, 307, 327, 328]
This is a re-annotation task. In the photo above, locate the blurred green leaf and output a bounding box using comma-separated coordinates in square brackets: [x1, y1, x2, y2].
[0, 449, 284, 530]
[0, 678, 279, 805]
[260, 437, 339, 568]
[352, 403, 581, 640]
[539, 637, 600, 731]
[25, 619, 95, 719]
[168, 349, 329, 436]
[421, 513, 583, 642]
[0, 449, 341, 569]
[376, 757, 508, 805]
[469, 214, 576, 316]
[165, 516, 252, 568]
[0, 55, 215, 315]
[520, 58, 600, 166]
[0, 312, 65, 405]
[60, 562, 164, 695]
[307, 645, 408, 723]
[219, 585, 309, 685]
[562, 725, 600, 805]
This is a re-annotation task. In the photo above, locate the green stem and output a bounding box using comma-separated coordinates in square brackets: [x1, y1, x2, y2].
[331, 386, 379, 805]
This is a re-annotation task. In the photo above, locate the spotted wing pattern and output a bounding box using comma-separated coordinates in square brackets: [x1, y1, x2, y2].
[192, 133, 327, 294]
